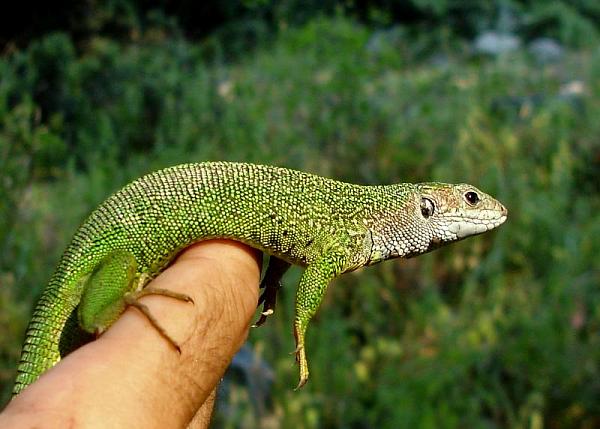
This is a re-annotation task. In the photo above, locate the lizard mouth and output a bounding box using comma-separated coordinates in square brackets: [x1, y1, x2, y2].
[497, 213, 508, 226]
[492, 204, 508, 228]
[445, 208, 508, 239]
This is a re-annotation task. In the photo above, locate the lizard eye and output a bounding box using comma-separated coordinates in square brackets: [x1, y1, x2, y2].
[464, 191, 480, 205]
[421, 197, 435, 218]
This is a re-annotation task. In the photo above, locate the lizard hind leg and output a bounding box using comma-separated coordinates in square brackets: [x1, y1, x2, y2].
[78, 250, 140, 335]
[78, 250, 192, 351]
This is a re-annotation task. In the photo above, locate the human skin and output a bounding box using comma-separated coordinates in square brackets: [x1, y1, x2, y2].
[0, 240, 261, 428]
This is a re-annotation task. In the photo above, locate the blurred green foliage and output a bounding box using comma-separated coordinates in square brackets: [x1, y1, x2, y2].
[3, 0, 600, 50]
[1, 6, 600, 429]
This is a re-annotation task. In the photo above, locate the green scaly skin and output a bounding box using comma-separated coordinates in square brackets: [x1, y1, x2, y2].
[13, 161, 507, 394]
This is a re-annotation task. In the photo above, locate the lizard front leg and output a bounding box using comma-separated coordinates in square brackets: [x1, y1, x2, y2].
[254, 257, 291, 327]
[293, 248, 349, 389]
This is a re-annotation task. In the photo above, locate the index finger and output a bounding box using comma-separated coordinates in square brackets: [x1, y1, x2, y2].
[1, 240, 261, 428]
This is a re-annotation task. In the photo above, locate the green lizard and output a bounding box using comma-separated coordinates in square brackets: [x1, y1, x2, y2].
[13, 161, 507, 394]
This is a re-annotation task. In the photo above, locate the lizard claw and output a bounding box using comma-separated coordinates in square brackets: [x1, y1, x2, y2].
[252, 309, 274, 328]
[295, 376, 308, 390]
[293, 344, 309, 389]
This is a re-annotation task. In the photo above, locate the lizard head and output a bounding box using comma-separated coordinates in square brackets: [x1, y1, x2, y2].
[365, 182, 507, 264]
[411, 182, 508, 252]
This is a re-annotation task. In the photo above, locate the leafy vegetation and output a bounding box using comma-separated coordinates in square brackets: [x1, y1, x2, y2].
[1, 6, 600, 428]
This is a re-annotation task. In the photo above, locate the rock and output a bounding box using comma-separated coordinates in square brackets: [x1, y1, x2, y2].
[528, 38, 564, 64]
[474, 31, 521, 56]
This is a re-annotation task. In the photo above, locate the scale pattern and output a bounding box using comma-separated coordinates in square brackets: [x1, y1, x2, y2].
[13, 161, 507, 393]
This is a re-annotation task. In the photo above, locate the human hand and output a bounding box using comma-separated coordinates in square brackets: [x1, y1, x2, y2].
[0, 240, 260, 428]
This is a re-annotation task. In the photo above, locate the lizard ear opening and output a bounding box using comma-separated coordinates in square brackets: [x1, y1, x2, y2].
[420, 197, 435, 218]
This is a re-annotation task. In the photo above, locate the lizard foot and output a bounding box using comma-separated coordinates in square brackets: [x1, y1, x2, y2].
[123, 287, 194, 352]
[253, 280, 280, 327]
